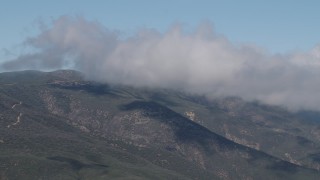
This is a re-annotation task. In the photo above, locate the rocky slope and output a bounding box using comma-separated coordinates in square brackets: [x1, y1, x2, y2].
[1, 70, 320, 179]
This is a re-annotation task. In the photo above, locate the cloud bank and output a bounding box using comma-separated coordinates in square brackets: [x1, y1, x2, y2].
[2, 16, 320, 111]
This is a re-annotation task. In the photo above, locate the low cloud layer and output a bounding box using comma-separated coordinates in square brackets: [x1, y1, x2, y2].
[2, 16, 320, 111]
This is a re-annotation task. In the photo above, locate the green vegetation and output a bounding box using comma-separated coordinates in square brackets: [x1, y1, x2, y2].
[1, 70, 320, 179]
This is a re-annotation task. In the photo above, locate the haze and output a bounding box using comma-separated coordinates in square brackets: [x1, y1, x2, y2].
[1, 16, 320, 111]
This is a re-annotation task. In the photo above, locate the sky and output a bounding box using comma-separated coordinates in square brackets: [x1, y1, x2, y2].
[1, 0, 320, 111]
[1, 0, 320, 57]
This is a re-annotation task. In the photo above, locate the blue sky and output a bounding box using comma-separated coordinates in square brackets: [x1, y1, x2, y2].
[1, 0, 320, 60]
[1, 0, 320, 110]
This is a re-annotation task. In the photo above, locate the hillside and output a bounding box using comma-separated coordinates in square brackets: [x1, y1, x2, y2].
[1, 70, 320, 179]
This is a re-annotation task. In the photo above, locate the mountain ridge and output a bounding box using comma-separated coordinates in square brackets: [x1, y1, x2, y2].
[1, 70, 320, 179]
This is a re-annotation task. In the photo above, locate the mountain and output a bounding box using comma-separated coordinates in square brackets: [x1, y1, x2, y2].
[1, 70, 320, 179]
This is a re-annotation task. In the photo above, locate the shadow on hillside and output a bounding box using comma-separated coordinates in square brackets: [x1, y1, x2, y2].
[50, 81, 118, 96]
[120, 100, 236, 154]
[120, 100, 306, 174]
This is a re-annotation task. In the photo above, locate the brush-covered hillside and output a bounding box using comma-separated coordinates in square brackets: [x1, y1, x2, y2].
[1, 70, 320, 180]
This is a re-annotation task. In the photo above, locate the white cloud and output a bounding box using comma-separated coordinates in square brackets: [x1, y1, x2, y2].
[2, 16, 320, 111]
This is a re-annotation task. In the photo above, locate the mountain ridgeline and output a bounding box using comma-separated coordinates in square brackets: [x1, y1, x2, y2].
[1, 70, 320, 179]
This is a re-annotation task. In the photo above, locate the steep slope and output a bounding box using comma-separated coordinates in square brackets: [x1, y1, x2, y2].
[146, 93, 320, 170]
[0, 92, 192, 179]
[0, 70, 319, 179]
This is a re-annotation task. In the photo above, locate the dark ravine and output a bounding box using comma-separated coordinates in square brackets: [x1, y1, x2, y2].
[1, 70, 320, 179]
